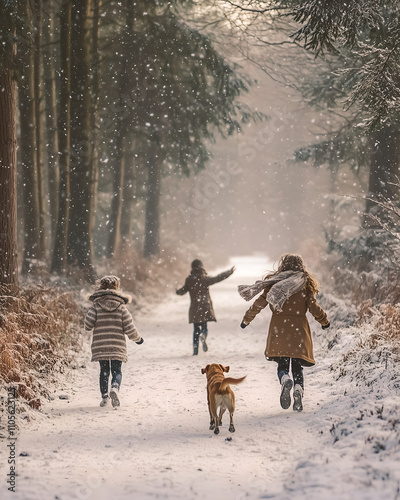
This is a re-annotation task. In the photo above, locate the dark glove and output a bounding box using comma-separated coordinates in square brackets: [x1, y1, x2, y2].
[136, 338, 144, 344]
[321, 322, 330, 330]
[240, 321, 248, 329]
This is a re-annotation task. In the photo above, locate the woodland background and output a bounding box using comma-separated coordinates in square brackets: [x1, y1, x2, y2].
[0, 0, 400, 406]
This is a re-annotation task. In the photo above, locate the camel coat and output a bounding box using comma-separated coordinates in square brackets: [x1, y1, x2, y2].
[177, 268, 234, 323]
[243, 286, 329, 366]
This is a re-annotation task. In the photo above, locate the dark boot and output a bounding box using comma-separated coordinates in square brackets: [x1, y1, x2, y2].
[280, 375, 293, 410]
[200, 333, 208, 352]
[293, 384, 303, 412]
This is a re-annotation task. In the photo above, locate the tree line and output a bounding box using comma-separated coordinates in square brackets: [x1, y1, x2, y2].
[0, 0, 261, 291]
[216, 0, 400, 273]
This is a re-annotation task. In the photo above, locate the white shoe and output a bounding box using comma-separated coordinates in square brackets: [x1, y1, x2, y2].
[110, 387, 120, 408]
[280, 375, 293, 410]
[293, 384, 303, 412]
[100, 395, 109, 407]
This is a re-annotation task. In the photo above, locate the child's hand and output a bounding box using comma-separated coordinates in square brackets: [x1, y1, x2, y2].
[136, 338, 144, 344]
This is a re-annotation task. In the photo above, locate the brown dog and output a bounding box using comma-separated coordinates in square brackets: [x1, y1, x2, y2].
[201, 364, 246, 435]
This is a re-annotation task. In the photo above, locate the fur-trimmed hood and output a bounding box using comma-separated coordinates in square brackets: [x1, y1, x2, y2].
[87, 290, 131, 312]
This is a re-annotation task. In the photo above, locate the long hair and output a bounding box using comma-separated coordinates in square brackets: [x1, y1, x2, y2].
[264, 254, 319, 295]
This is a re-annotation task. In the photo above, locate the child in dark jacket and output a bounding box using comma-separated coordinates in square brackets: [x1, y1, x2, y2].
[176, 259, 235, 355]
[238, 254, 330, 412]
[84, 276, 144, 408]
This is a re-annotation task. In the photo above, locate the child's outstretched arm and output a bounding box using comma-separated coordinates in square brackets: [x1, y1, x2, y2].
[240, 289, 268, 328]
[206, 266, 235, 286]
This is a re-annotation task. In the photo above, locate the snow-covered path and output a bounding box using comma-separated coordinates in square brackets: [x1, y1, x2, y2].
[2, 255, 400, 500]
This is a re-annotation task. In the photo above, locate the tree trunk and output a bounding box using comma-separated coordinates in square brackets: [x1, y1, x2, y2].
[364, 126, 400, 227]
[43, 0, 60, 241]
[34, 0, 46, 258]
[18, 0, 42, 275]
[0, 3, 18, 291]
[106, 134, 125, 258]
[51, 0, 71, 275]
[67, 0, 96, 280]
[89, 0, 102, 240]
[106, 1, 134, 258]
[144, 145, 161, 258]
[120, 140, 137, 244]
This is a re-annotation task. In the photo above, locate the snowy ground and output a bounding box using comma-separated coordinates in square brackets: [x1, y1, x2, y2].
[1, 255, 400, 500]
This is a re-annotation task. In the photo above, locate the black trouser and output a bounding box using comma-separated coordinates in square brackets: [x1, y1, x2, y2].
[277, 357, 304, 389]
[99, 360, 122, 396]
[193, 322, 208, 349]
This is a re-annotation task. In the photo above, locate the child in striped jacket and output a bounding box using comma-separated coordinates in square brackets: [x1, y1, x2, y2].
[84, 275, 144, 408]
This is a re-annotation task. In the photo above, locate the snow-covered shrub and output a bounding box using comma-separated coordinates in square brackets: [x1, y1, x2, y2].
[324, 228, 400, 306]
[0, 287, 84, 409]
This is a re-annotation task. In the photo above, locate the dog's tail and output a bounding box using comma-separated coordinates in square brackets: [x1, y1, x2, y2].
[220, 376, 246, 391]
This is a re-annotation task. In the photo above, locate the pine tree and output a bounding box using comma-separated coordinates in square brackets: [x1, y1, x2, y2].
[101, 1, 260, 257]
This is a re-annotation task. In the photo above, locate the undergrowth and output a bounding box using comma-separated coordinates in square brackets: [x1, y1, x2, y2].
[0, 243, 217, 413]
[0, 286, 84, 410]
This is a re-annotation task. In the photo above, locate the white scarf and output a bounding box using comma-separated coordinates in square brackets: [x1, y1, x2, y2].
[238, 270, 306, 312]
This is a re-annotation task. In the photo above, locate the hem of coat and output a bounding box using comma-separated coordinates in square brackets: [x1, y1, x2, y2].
[188, 319, 216, 324]
[265, 354, 315, 367]
[91, 356, 128, 362]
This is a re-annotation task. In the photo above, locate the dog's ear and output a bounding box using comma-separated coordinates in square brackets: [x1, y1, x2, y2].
[222, 365, 230, 373]
[201, 365, 209, 374]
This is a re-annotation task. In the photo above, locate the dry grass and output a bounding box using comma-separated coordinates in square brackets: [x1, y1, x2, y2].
[341, 300, 400, 363]
[329, 267, 400, 307]
[0, 285, 84, 409]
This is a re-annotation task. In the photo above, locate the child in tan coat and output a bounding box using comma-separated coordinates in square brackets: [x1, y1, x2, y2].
[239, 254, 330, 412]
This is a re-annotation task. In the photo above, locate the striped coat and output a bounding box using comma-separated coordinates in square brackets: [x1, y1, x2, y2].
[84, 290, 141, 362]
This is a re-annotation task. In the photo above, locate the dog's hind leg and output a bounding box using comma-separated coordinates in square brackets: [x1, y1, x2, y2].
[218, 406, 226, 427]
[211, 399, 220, 434]
[228, 394, 235, 433]
[228, 412, 235, 433]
